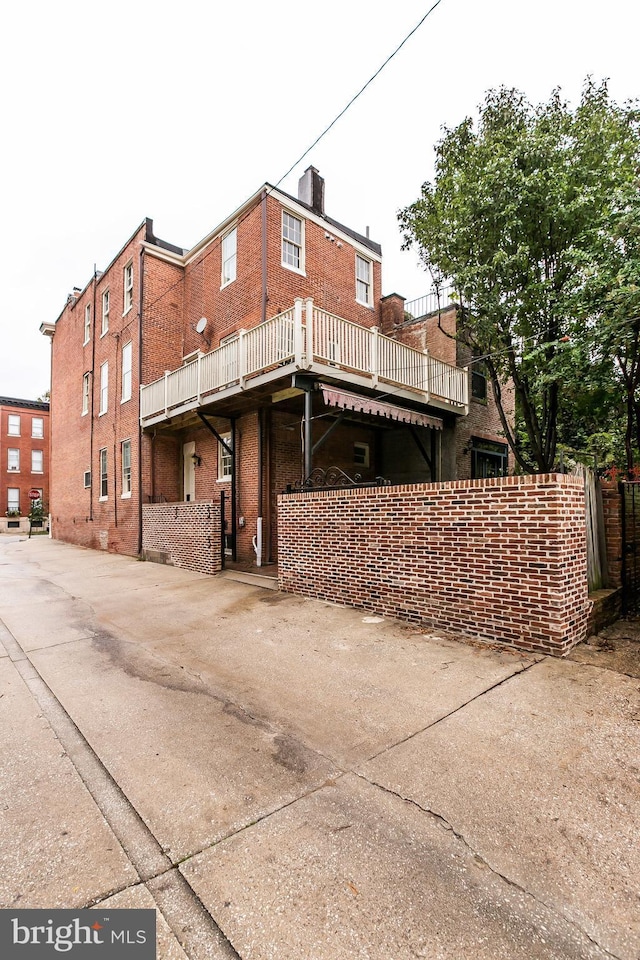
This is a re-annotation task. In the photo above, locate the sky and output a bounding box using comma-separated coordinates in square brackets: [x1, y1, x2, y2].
[1, 0, 638, 401]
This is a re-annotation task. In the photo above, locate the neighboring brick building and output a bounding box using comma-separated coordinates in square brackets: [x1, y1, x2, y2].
[0, 397, 50, 533]
[42, 168, 511, 569]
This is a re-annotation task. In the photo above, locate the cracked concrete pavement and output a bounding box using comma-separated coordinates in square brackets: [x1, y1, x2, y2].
[0, 535, 638, 959]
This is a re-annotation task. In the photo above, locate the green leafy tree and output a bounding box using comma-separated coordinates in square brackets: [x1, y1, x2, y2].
[399, 80, 640, 473]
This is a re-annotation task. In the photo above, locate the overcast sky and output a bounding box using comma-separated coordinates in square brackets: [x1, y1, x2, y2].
[1, 0, 638, 400]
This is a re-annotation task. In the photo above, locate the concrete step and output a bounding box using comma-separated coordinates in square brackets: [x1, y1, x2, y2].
[219, 569, 279, 591]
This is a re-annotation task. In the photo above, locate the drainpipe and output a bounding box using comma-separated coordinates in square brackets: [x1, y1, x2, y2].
[137, 247, 145, 556]
[89, 268, 98, 521]
[231, 417, 237, 561]
[253, 408, 264, 567]
[261, 188, 267, 324]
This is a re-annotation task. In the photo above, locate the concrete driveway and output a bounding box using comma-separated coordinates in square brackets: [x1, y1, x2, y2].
[0, 536, 638, 960]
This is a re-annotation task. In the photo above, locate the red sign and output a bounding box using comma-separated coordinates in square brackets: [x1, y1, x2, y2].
[28, 489, 41, 500]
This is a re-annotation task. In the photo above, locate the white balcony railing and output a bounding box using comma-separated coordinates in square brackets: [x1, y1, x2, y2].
[140, 298, 468, 422]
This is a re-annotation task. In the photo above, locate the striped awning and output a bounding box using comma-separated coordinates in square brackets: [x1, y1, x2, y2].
[320, 386, 443, 430]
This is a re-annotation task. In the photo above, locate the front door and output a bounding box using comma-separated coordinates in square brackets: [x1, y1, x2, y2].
[183, 441, 196, 502]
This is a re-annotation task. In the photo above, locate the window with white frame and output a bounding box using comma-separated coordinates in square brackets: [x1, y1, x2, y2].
[99, 362, 108, 414]
[101, 289, 110, 335]
[123, 262, 134, 313]
[32, 450, 43, 473]
[83, 470, 91, 489]
[7, 488, 19, 513]
[356, 254, 372, 306]
[121, 341, 132, 402]
[354, 441, 370, 468]
[221, 227, 237, 286]
[99, 448, 108, 499]
[82, 372, 90, 415]
[282, 211, 304, 272]
[121, 440, 132, 495]
[218, 432, 233, 480]
[31, 417, 44, 438]
[8, 449, 19, 471]
[7, 414, 20, 436]
[83, 303, 91, 344]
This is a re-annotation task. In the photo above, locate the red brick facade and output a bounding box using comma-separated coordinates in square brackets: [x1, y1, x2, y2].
[278, 474, 590, 656]
[0, 397, 50, 530]
[45, 170, 510, 570]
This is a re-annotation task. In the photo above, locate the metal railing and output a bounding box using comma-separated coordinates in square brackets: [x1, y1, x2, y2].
[140, 297, 468, 421]
[404, 284, 457, 321]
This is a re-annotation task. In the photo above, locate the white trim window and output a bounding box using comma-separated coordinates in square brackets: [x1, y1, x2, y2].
[83, 303, 91, 344]
[32, 450, 43, 473]
[8, 448, 19, 472]
[218, 432, 233, 480]
[82, 372, 90, 415]
[354, 441, 370, 468]
[101, 288, 110, 335]
[31, 417, 44, 438]
[7, 488, 20, 513]
[83, 470, 91, 489]
[123, 261, 134, 313]
[99, 361, 108, 415]
[121, 341, 132, 402]
[221, 227, 237, 287]
[282, 211, 304, 272]
[99, 448, 108, 499]
[121, 439, 132, 496]
[356, 254, 372, 306]
[7, 414, 20, 436]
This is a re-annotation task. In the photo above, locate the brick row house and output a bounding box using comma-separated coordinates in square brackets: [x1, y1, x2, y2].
[42, 168, 512, 570]
[0, 397, 49, 533]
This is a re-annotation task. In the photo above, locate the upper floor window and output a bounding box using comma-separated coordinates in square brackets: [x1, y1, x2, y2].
[82, 373, 90, 415]
[7, 414, 20, 436]
[282, 211, 304, 273]
[83, 304, 91, 344]
[99, 362, 108, 415]
[123, 262, 134, 313]
[32, 417, 44, 438]
[221, 227, 237, 287]
[356, 255, 372, 306]
[32, 450, 43, 473]
[121, 341, 132, 402]
[101, 289, 110, 335]
[8, 449, 19, 471]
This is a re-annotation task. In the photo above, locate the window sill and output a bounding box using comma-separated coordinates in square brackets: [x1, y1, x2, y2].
[98, 496, 108, 502]
[98, 410, 107, 417]
[355, 298, 373, 310]
[100, 329, 109, 338]
[216, 477, 232, 483]
[220, 278, 236, 290]
[281, 263, 306, 277]
[121, 397, 131, 405]
[31, 471, 44, 475]
[122, 306, 133, 317]
[121, 491, 132, 499]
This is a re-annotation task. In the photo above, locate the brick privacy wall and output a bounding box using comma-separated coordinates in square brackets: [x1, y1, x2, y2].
[278, 473, 590, 656]
[142, 501, 221, 575]
[1, 402, 50, 516]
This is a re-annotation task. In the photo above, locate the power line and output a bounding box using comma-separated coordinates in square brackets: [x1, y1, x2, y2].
[273, 1, 445, 190]
[144, 3, 446, 314]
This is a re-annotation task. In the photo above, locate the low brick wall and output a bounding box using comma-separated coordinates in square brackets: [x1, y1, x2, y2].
[278, 474, 589, 656]
[142, 501, 221, 576]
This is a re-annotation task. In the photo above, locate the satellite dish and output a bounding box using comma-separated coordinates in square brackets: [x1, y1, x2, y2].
[195, 317, 208, 334]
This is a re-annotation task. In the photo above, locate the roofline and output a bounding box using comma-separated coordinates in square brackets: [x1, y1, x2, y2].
[0, 396, 50, 411]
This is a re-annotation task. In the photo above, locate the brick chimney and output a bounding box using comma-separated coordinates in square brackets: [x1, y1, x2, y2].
[298, 166, 325, 215]
[380, 293, 406, 336]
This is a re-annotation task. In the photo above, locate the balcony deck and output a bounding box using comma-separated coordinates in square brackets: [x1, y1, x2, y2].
[140, 298, 469, 428]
